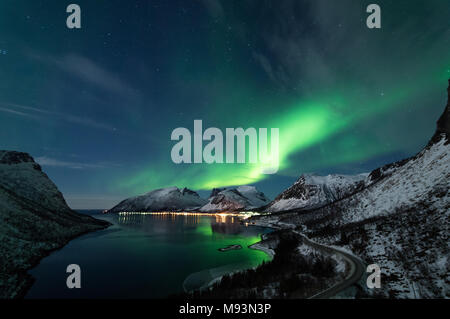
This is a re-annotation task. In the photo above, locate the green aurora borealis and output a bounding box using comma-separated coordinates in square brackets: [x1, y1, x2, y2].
[0, 0, 449, 208]
[120, 63, 450, 193]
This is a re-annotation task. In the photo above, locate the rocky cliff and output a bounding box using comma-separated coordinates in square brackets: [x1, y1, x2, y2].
[0, 151, 110, 298]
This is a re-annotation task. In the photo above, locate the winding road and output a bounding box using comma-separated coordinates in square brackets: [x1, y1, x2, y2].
[292, 231, 366, 299]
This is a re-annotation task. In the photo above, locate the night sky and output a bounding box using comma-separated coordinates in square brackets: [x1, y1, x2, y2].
[0, 0, 449, 209]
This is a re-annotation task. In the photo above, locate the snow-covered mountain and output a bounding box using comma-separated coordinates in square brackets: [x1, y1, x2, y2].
[0, 151, 109, 298]
[199, 186, 270, 212]
[265, 173, 368, 213]
[253, 80, 450, 298]
[108, 187, 208, 213]
[297, 133, 449, 298]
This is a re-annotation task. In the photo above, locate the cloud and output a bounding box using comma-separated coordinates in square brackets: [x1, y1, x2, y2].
[252, 51, 290, 88]
[253, 52, 276, 83]
[0, 102, 117, 131]
[0, 106, 39, 119]
[249, 0, 450, 91]
[30, 53, 137, 99]
[35, 156, 113, 170]
[58, 55, 137, 98]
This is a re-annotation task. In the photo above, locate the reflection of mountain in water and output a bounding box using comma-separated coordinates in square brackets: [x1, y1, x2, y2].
[211, 221, 242, 235]
[117, 213, 204, 235]
[118, 213, 203, 226]
[115, 213, 270, 241]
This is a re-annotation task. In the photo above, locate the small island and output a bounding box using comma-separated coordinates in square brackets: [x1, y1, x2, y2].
[218, 244, 242, 252]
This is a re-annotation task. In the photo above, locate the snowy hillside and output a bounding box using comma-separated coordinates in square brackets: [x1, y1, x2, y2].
[254, 139, 449, 298]
[0, 151, 109, 298]
[265, 173, 368, 213]
[300, 136, 450, 298]
[108, 187, 208, 213]
[335, 137, 448, 224]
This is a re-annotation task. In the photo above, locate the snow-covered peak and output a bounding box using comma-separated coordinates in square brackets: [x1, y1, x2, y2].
[199, 186, 270, 212]
[108, 187, 207, 213]
[142, 186, 178, 197]
[236, 186, 270, 207]
[265, 173, 368, 213]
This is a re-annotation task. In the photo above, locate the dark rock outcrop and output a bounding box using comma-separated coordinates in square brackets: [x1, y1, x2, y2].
[0, 151, 35, 164]
[436, 79, 450, 135]
[429, 79, 450, 145]
[210, 188, 227, 198]
[370, 79, 450, 181]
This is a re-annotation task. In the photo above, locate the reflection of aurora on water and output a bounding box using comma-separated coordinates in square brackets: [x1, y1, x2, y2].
[27, 212, 271, 298]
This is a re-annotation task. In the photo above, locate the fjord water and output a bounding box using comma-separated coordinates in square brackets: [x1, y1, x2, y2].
[26, 211, 271, 298]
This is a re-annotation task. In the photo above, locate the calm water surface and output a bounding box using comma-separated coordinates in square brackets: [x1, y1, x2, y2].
[26, 211, 271, 298]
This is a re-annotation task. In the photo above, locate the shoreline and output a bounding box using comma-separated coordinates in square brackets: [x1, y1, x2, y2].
[16, 218, 111, 299]
[19, 212, 274, 298]
[185, 218, 365, 299]
[184, 223, 277, 294]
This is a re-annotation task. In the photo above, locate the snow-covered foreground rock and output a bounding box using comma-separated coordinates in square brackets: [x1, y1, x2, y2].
[0, 151, 109, 298]
[199, 186, 270, 212]
[265, 173, 368, 213]
[108, 187, 208, 213]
